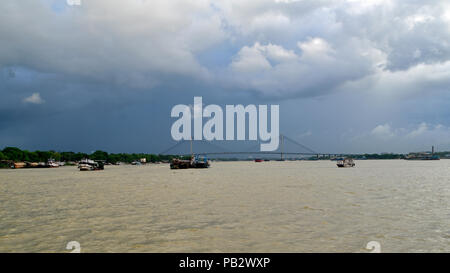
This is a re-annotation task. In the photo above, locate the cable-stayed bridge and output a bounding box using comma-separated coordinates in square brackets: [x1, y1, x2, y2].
[160, 134, 343, 159]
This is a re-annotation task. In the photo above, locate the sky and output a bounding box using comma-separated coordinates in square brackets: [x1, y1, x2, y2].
[1, 0, 450, 154]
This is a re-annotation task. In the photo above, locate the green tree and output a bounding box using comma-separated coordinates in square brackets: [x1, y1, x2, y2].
[51, 152, 62, 161]
[36, 150, 52, 162]
[90, 150, 108, 161]
[2, 147, 23, 161]
[0, 151, 7, 160]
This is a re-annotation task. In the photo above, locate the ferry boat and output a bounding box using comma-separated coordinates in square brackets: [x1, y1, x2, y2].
[78, 159, 104, 171]
[170, 155, 210, 169]
[337, 158, 355, 168]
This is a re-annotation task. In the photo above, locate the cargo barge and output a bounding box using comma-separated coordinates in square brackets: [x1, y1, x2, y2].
[170, 155, 210, 169]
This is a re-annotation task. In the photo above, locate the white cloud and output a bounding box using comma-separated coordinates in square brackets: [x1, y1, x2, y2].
[23, 93, 45, 104]
[405, 14, 435, 30]
[228, 37, 376, 97]
[357, 122, 450, 152]
[407, 122, 428, 138]
[1, 0, 450, 99]
[370, 122, 447, 140]
[249, 12, 291, 33]
[371, 123, 394, 138]
[230, 43, 273, 73]
[297, 37, 334, 59]
[231, 42, 298, 73]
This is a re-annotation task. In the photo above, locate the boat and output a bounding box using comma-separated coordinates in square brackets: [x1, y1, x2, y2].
[78, 159, 104, 171]
[254, 159, 263, 162]
[170, 155, 210, 169]
[192, 155, 210, 168]
[170, 158, 191, 169]
[11, 161, 56, 169]
[47, 158, 59, 168]
[12, 162, 26, 169]
[337, 158, 355, 168]
[26, 162, 38, 168]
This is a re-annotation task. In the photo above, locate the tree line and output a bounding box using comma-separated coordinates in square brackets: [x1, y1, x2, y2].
[0, 147, 178, 166]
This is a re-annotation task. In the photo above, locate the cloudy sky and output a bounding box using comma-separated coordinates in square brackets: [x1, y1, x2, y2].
[1, 0, 450, 154]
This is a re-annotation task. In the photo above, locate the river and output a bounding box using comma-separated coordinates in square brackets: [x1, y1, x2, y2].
[0, 160, 449, 252]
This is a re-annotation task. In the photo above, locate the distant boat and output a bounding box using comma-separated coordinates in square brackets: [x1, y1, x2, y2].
[27, 162, 39, 168]
[47, 158, 59, 168]
[170, 155, 210, 169]
[337, 158, 355, 168]
[78, 159, 104, 171]
[12, 162, 26, 169]
[254, 159, 263, 162]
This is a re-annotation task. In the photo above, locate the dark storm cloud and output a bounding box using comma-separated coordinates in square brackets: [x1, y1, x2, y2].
[1, 0, 450, 153]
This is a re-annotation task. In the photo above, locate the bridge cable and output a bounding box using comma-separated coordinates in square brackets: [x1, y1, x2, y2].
[282, 135, 317, 154]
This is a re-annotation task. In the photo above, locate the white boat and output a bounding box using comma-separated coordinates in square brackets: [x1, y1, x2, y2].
[47, 158, 59, 168]
[337, 158, 355, 168]
[78, 159, 104, 171]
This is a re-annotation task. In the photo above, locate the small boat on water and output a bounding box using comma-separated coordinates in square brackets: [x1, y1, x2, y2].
[47, 158, 59, 168]
[78, 159, 104, 171]
[12, 162, 26, 169]
[170, 155, 210, 169]
[337, 158, 355, 168]
[11, 160, 59, 169]
[254, 159, 263, 162]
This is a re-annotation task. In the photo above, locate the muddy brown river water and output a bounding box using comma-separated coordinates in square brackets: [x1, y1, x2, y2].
[0, 160, 449, 252]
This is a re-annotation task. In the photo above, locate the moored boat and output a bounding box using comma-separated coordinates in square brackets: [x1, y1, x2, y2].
[47, 158, 59, 168]
[78, 159, 104, 171]
[337, 158, 355, 168]
[12, 162, 26, 169]
[170, 155, 210, 169]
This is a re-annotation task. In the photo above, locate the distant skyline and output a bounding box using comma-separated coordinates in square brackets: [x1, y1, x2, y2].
[1, 0, 450, 154]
